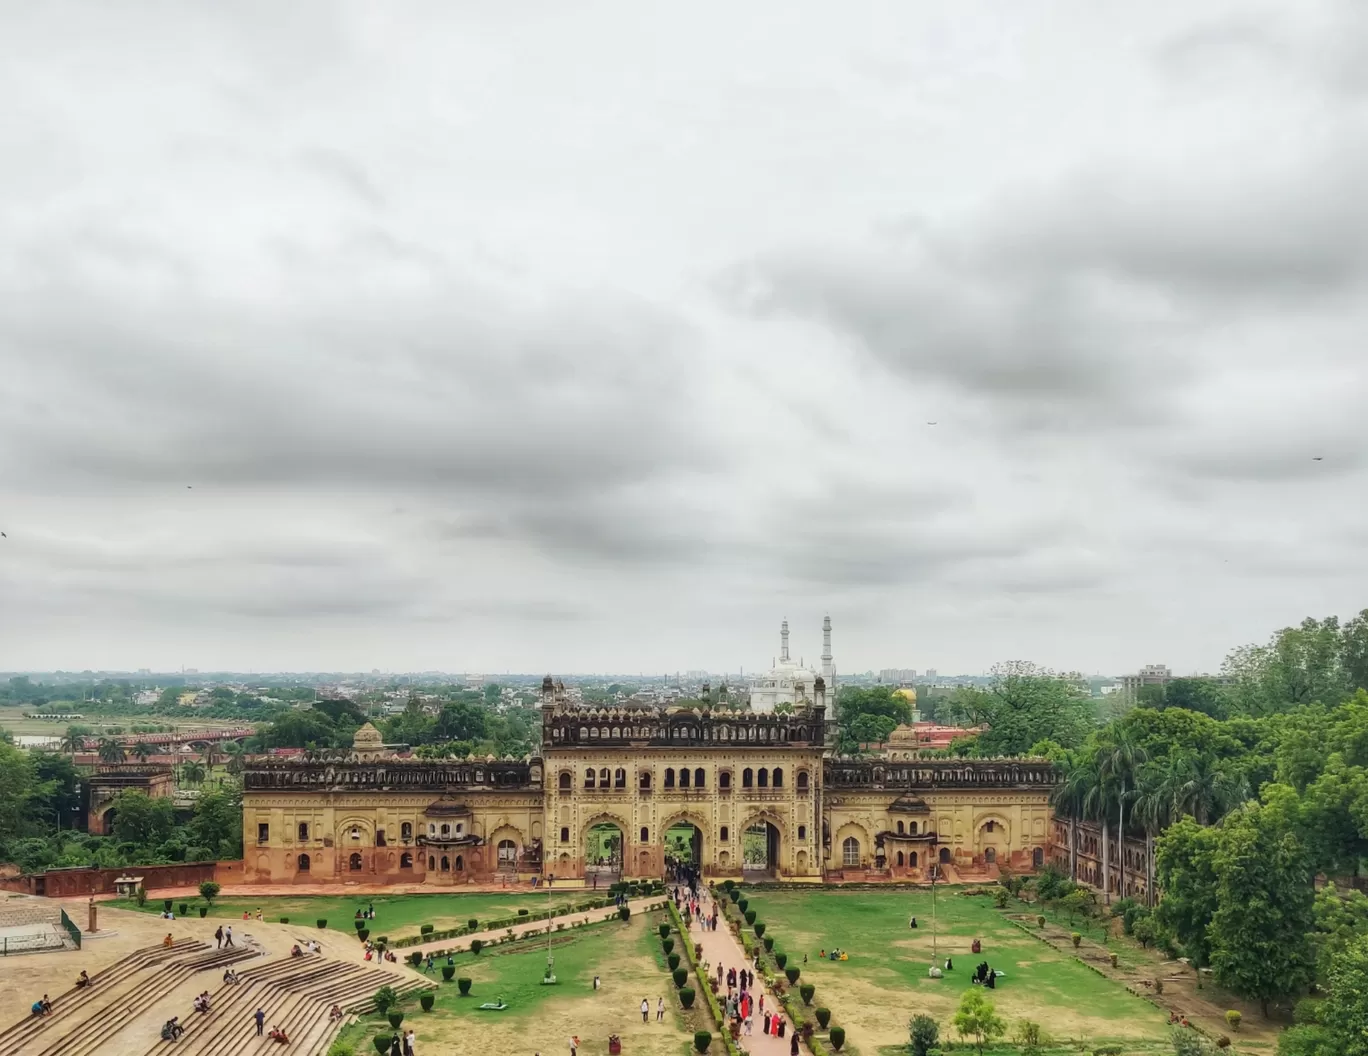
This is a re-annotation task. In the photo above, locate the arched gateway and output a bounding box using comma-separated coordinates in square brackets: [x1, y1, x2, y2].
[239, 683, 1058, 884]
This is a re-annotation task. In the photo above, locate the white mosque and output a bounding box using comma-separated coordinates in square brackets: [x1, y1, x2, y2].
[747, 616, 836, 714]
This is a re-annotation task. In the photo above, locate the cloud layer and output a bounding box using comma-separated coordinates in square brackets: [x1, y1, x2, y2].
[2, 0, 1366, 674]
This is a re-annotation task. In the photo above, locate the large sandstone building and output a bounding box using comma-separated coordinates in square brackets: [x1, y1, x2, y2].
[240, 677, 1055, 885]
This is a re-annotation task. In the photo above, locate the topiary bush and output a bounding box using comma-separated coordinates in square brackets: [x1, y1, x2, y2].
[1225, 1010, 1241, 1031]
[420, 924, 434, 935]
[1091, 1047, 1122, 1056]
[319, 919, 328, 928]
[409, 952, 422, 966]
[763, 936, 774, 951]
[1071, 932, 1082, 948]
[668, 953, 681, 970]
[373, 1038, 390, 1055]
[662, 938, 675, 955]
[693, 1030, 711, 1053]
[458, 976, 471, 994]
[357, 928, 369, 941]
[775, 953, 788, 969]
[441, 965, 455, 981]
[471, 939, 484, 954]
[518, 908, 529, 917]
[468, 919, 478, 930]
[815, 1007, 831, 1029]
[754, 922, 766, 938]
[179, 903, 188, 916]
[729, 889, 740, 903]
[387, 1012, 404, 1029]
[785, 966, 800, 984]
[1037, 914, 1046, 927]
[280, 917, 290, 924]
[737, 898, 748, 913]
[744, 910, 757, 926]
[378, 936, 388, 944]
[799, 983, 815, 1006]
[679, 986, 695, 1009]
[829, 1025, 845, 1051]
[419, 993, 434, 1012]
[672, 968, 688, 988]
[355, 920, 366, 931]
[659, 923, 670, 938]
[619, 906, 631, 922]
[1215, 1038, 1231, 1050]
[199, 907, 208, 917]
[164, 899, 173, 912]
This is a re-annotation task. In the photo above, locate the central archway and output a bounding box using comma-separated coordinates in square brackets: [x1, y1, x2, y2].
[741, 812, 784, 880]
[584, 820, 623, 883]
[662, 813, 706, 882]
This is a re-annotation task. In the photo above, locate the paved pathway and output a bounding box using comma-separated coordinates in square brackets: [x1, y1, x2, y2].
[687, 888, 804, 1056]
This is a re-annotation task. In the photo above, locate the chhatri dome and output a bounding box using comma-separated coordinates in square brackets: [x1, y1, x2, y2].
[352, 722, 384, 754]
[748, 617, 835, 714]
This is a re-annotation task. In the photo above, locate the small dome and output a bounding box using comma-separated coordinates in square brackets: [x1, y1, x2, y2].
[353, 722, 383, 749]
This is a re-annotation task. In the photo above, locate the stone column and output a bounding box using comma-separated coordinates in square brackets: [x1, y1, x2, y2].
[88, 897, 98, 933]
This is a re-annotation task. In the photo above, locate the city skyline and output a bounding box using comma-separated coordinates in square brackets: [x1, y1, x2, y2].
[3, 3, 1366, 676]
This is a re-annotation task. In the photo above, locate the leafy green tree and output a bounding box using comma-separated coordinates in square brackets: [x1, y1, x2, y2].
[1155, 817, 1221, 976]
[180, 760, 207, 786]
[434, 700, 487, 743]
[60, 725, 91, 754]
[111, 790, 176, 848]
[952, 988, 1005, 1055]
[942, 662, 1095, 757]
[908, 1013, 939, 1056]
[1209, 805, 1315, 1015]
[96, 738, 126, 764]
[1311, 884, 1368, 988]
[187, 788, 243, 858]
[1321, 933, 1368, 1055]
[1224, 616, 1351, 716]
[131, 741, 154, 762]
[199, 880, 221, 905]
[0, 742, 42, 843]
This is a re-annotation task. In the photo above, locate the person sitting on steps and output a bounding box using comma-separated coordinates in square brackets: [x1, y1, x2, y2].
[75, 971, 90, 989]
[267, 1025, 289, 1044]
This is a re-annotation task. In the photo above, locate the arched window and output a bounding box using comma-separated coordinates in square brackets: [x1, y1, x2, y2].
[719, 771, 731, 790]
[694, 767, 706, 788]
[720, 826, 729, 842]
[559, 771, 573, 791]
[599, 768, 610, 787]
[400, 852, 413, 870]
[797, 770, 810, 791]
[679, 768, 691, 789]
[401, 822, 412, 840]
[428, 823, 436, 836]
[842, 837, 860, 867]
[440, 823, 450, 837]
[742, 768, 753, 788]
[1033, 847, 1044, 869]
[615, 768, 626, 788]
[350, 826, 361, 841]
[910, 851, 918, 867]
[297, 853, 310, 872]
[939, 847, 951, 864]
[639, 771, 652, 791]
[640, 827, 649, 842]
[757, 768, 768, 788]
[454, 855, 464, 871]
[664, 768, 676, 789]
[772, 768, 783, 788]
[428, 855, 436, 871]
[497, 839, 517, 867]
[896, 851, 904, 867]
[584, 768, 595, 789]
[440, 855, 450, 871]
[798, 825, 806, 841]
[984, 820, 995, 832]
[560, 827, 569, 843]
[984, 847, 996, 864]
[897, 820, 905, 834]
[297, 822, 309, 841]
[349, 852, 363, 871]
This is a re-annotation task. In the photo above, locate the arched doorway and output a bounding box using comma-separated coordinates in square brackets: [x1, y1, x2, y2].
[664, 819, 703, 880]
[585, 821, 623, 882]
[1032, 846, 1044, 869]
[743, 819, 781, 880]
[497, 839, 518, 873]
[939, 847, 951, 864]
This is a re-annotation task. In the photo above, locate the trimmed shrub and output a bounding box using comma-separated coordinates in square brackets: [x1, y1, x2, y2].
[659, 923, 671, 938]
[763, 936, 774, 951]
[829, 1025, 845, 1051]
[179, 903, 188, 916]
[378, 936, 388, 944]
[409, 952, 422, 966]
[1091, 1047, 1122, 1056]
[468, 919, 478, 929]
[679, 986, 696, 1009]
[419, 993, 434, 1012]
[799, 983, 815, 1006]
[693, 1030, 711, 1053]
[1071, 932, 1082, 948]
[619, 906, 631, 922]
[387, 1012, 404, 1029]
[373, 986, 399, 1014]
[280, 917, 290, 924]
[199, 907, 208, 917]
[327, 1044, 355, 1056]
[744, 909, 757, 925]
[754, 922, 766, 938]
[518, 908, 529, 917]
[319, 919, 328, 928]
[420, 924, 434, 935]
[357, 928, 369, 941]
[775, 953, 788, 969]
[164, 899, 173, 912]
[373, 1038, 390, 1055]
[1037, 915, 1046, 928]
[729, 889, 740, 903]
[1293, 998, 1322, 1025]
[1215, 1038, 1231, 1050]
[668, 953, 681, 970]
[815, 1008, 831, 1029]
[1225, 1010, 1241, 1031]
[662, 938, 675, 955]
[993, 888, 1009, 908]
[355, 920, 366, 931]
[471, 939, 484, 954]
[785, 966, 800, 984]
[737, 898, 748, 913]
[441, 965, 455, 981]
[672, 968, 688, 988]
[458, 976, 472, 994]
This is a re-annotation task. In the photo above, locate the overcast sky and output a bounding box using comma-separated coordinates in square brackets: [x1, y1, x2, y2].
[2, 2, 1366, 677]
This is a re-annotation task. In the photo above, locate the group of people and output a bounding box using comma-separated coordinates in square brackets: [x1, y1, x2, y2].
[820, 948, 848, 961]
[212, 924, 236, 948]
[222, 968, 240, 985]
[191, 991, 213, 1013]
[291, 940, 321, 958]
[30, 995, 54, 1017]
[159, 1016, 183, 1040]
[362, 939, 399, 963]
[971, 961, 999, 988]
[639, 997, 665, 1022]
[252, 1007, 289, 1045]
[673, 888, 718, 932]
[355, 903, 377, 920]
[380, 1028, 418, 1055]
[715, 959, 797, 1053]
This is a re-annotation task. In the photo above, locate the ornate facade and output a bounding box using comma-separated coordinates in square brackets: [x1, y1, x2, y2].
[240, 678, 1057, 885]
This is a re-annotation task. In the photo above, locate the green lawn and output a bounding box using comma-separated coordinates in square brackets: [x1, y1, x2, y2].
[342, 911, 701, 1056]
[108, 891, 549, 945]
[739, 888, 1170, 1054]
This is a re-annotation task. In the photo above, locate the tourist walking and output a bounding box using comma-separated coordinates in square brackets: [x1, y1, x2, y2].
[253, 1008, 265, 1036]
[641, 998, 649, 1022]
[214, 925, 223, 949]
[657, 996, 664, 1021]
[224, 925, 234, 947]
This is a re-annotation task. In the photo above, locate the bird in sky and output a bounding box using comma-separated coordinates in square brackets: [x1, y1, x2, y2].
[926, 421, 938, 426]
[1312, 457, 1324, 461]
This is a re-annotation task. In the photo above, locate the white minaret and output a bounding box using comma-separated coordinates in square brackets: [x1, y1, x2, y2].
[780, 618, 791, 663]
[821, 614, 834, 682]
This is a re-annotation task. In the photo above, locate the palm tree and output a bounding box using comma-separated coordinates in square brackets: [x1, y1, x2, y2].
[1131, 762, 1175, 907]
[202, 741, 225, 769]
[1168, 753, 1248, 826]
[96, 738, 126, 764]
[131, 741, 154, 763]
[221, 741, 245, 776]
[1050, 754, 1094, 882]
[1096, 731, 1149, 903]
[60, 725, 89, 755]
[180, 760, 207, 786]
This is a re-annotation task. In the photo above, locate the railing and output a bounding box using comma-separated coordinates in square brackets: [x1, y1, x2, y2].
[59, 908, 82, 950]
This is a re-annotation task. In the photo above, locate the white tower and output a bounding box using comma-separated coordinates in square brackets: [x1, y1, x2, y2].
[821, 615, 834, 682]
[780, 619, 791, 663]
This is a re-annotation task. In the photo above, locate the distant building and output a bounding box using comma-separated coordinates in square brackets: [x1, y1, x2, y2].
[749, 618, 834, 715]
[1118, 664, 1232, 700]
[879, 668, 917, 683]
[924, 669, 937, 679]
